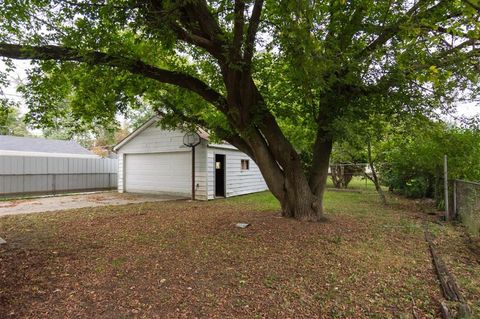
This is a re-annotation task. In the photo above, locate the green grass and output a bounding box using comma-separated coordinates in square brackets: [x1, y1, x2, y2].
[227, 176, 382, 213]
[225, 190, 279, 211]
[326, 176, 379, 191]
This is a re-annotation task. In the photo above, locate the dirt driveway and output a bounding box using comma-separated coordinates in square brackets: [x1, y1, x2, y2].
[0, 192, 186, 217]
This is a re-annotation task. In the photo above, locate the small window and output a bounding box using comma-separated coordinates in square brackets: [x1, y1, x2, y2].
[241, 159, 249, 170]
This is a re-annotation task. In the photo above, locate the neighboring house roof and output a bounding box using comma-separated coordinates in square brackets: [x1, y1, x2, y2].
[114, 115, 235, 152]
[0, 135, 98, 158]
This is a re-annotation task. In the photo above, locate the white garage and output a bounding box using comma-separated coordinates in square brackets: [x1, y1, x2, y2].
[114, 116, 268, 200]
[124, 153, 191, 195]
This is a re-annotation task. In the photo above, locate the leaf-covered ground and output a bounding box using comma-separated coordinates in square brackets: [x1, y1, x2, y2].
[0, 187, 471, 318]
[431, 222, 480, 315]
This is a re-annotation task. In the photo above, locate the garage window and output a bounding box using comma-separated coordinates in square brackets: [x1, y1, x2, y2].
[241, 159, 249, 170]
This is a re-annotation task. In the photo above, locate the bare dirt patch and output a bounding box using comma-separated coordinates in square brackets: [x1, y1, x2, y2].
[0, 192, 184, 217]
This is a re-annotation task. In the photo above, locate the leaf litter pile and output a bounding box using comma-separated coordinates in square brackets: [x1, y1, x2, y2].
[0, 190, 473, 318]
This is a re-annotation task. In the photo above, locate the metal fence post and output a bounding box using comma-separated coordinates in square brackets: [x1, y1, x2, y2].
[444, 155, 449, 220]
[22, 156, 25, 194]
[453, 179, 457, 219]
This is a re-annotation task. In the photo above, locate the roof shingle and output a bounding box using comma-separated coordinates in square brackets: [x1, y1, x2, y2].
[0, 135, 94, 155]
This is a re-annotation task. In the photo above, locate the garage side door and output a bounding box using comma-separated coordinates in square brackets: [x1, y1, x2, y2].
[125, 152, 191, 195]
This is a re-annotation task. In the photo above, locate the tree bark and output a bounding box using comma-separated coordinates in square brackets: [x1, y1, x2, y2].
[330, 166, 343, 188]
[366, 141, 387, 204]
[256, 112, 325, 221]
[241, 115, 325, 221]
[308, 129, 333, 215]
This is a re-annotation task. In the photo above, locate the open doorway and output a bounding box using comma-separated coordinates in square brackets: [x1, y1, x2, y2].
[215, 154, 226, 197]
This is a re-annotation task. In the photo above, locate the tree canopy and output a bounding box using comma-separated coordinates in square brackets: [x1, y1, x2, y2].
[0, 0, 479, 220]
[0, 99, 29, 136]
[381, 120, 480, 198]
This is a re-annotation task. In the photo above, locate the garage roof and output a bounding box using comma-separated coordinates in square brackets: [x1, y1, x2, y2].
[114, 116, 213, 151]
[0, 135, 97, 157]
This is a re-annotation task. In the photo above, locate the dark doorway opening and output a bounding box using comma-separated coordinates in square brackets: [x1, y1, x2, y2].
[215, 154, 226, 197]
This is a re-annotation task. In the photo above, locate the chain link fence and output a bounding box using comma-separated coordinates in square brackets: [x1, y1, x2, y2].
[453, 180, 480, 237]
[436, 178, 480, 236]
[329, 163, 372, 189]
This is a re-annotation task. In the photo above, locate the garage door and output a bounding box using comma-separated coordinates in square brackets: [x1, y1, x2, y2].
[125, 152, 191, 195]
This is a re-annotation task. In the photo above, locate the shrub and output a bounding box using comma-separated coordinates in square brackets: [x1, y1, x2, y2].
[404, 177, 430, 198]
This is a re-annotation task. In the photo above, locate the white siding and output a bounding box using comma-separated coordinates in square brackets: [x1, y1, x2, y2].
[118, 124, 190, 154]
[207, 147, 267, 199]
[118, 154, 125, 192]
[116, 124, 209, 200]
[193, 140, 208, 200]
[116, 121, 266, 200]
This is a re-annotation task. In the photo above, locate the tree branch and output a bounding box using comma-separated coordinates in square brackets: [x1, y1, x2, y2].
[360, 41, 480, 98]
[170, 22, 221, 57]
[410, 41, 480, 70]
[0, 42, 228, 113]
[420, 25, 480, 41]
[232, 0, 245, 59]
[363, 171, 375, 183]
[462, 0, 480, 12]
[243, 0, 264, 72]
[224, 134, 255, 159]
[139, 0, 225, 61]
[157, 105, 255, 159]
[183, 0, 223, 43]
[357, 0, 444, 60]
[338, 4, 367, 51]
[57, 0, 136, 11]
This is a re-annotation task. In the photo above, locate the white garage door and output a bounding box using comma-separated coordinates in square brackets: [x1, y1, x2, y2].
[125, 152, 191, 195]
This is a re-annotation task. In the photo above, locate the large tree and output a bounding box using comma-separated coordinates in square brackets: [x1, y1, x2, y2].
[0, 0, 478, 220]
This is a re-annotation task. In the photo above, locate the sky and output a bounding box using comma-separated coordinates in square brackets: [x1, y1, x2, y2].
[1, 60, 480, 126]
[1, 60, 30, 110]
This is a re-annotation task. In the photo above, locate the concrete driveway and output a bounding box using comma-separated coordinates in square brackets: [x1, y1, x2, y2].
[0, 192, 186, 217]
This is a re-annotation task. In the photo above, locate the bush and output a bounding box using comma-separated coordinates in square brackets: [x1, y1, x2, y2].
[379, 123, 480, 201]
[404, 177, 430, 198]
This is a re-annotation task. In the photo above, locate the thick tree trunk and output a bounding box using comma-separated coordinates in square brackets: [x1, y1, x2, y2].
[209, 102, 326, 221]
[281, 165, 326, 221]
[308, 129, 333, 211]
[245, 127, 325, 221]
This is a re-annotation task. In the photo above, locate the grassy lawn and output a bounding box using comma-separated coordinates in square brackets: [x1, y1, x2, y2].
[0, 186, 477, 318]
[325, 175, 378, 191]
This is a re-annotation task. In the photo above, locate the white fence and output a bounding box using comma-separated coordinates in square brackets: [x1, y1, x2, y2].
[0, 155, 118, 196]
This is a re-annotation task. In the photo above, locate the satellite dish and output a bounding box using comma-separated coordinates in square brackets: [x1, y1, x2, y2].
[183, 132, 201, 147]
